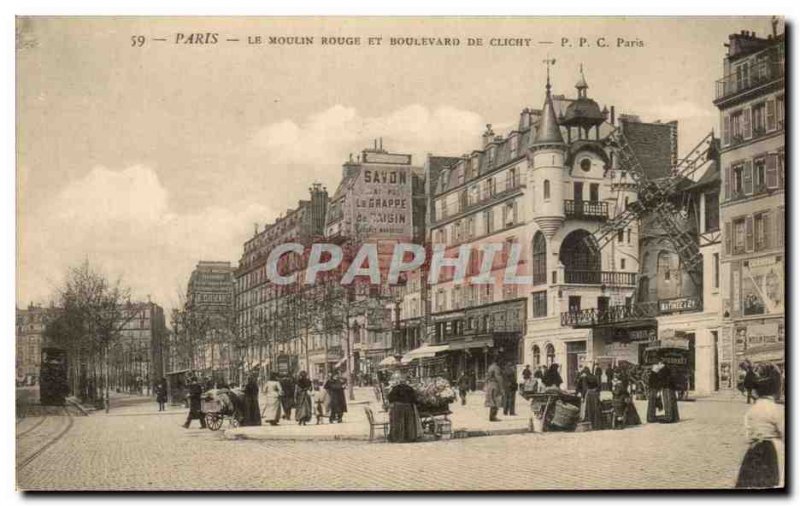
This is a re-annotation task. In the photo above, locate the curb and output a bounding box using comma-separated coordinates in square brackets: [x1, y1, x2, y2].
[222, 425, 531, 442]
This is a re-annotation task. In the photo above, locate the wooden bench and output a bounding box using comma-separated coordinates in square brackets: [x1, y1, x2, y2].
[364, 406, 389, 442]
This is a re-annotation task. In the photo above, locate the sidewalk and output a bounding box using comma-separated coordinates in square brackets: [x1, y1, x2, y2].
[223, 387, 532, 442]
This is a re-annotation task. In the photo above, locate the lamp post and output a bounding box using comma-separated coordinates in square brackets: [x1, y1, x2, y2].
[348, 320, 358, 401]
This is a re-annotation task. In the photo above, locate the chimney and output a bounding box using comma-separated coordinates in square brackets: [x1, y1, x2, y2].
[519, 108, 532, 130]
[481, 124, 495, 147]
[253, 223, 259, 235]
[610, 106, 616, 126]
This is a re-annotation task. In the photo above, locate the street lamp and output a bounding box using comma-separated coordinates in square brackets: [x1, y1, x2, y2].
[348, 320, 359, 401]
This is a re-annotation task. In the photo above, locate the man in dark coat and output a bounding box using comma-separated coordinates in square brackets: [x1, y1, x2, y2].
[183, 376, 206, 429]
[743, 363, 757, 404]
[241, 372, 261, 426]
[502, 363, 518, 416]
[324, 371, 348, 423]
[456, 372, 471, 406]
[280, 374, 296, 420]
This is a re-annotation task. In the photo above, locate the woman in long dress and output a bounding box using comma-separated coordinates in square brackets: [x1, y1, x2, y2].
[241, 372, 261, 426]
[262, 373, 283, 425]
[646, 362, 679, 423]
[484, 358, 504, 421]
[387, 373, 420, 443]
[736, 377, 784, 488]
[294, 371, 313, 425]
[577, 367, 601, 429]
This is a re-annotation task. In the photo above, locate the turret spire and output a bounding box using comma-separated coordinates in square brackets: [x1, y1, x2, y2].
[533, 58, 564, 148]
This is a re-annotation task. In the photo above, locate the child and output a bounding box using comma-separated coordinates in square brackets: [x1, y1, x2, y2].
[313, 380, 329, 424]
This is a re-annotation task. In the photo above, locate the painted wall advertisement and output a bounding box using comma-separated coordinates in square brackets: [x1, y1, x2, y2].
[351, 164, 413, 239]
[740, 256, 784, 316]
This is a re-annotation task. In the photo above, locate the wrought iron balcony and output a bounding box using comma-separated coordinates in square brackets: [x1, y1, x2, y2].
[560, 302, 658, 328]
[563, 270, 637, 286]
[561, 296, 703, 328]
[564, 200, 608, 221]
[715, 60, 784, 101]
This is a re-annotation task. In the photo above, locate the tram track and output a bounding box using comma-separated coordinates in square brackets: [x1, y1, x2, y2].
[16, 407, 75, 471]
[16, 416, 48, 438]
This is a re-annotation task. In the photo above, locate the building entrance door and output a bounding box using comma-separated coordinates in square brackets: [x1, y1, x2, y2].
[566, 341, 587, 390]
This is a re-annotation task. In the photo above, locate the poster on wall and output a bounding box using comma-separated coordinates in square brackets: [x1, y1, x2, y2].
[741, 256, 784, 316]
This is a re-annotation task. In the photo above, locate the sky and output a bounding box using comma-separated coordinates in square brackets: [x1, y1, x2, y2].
[16, 16, 778, 314]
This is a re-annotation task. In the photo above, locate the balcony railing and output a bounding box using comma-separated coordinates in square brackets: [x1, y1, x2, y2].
[561, 296, 703, 328]
[564, 200, 608, 221]
[564, 270, 637, 286]
[715, 60, 784, 101]
[560, 302, 658, 327]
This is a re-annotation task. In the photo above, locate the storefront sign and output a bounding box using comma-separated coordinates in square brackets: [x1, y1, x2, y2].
[604, 342, 639, 364]
[658, 296, 701, 314]
[746, 323, 780, 348]
[734, 327, 747, 353]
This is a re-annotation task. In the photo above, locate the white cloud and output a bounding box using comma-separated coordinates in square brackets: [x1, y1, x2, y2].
[17, 164, 274, 313]
[250, 104, 486, 168]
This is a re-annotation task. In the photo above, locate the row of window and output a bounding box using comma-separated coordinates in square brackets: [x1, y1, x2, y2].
[434, 167, 521, 221]
[724, 151, 785, 201]
[437, 135, 526, 195]
[433, 199, 519, 246]
[722, 94, 784, 147]
[724, 207, 784, 256]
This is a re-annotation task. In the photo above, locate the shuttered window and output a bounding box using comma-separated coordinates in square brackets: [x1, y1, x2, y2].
[766, 98, 777, 131]
[743, 160, 753, 195]
[724, 165, 731, 199]
[723, 114, 731, 146]
[743, 107, 752, 139]
[766, 154, 779, 189]
[724, 221, 732, 255]
[745, 215, 754, 252]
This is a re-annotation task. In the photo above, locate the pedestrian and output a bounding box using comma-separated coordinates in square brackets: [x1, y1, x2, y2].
[279, 374, 296, 421]
[241, 371, 261, 426]
[646, 361, 679, 424]
[456, 372, 471, 406]
[577, 367, 601, 429]
[294, 370, 313, 426]
[262, 373, 283, 426]
[387, 372, 421, 443]
[543, 363, 563, 391]
[155, 377, 167, 412]
[313, 380, 329, 424]
[324, 371, 348, 423]
[182, 376, 206, 429]
[502, 363, 518, 416]
[522, 364, 532, 382]
[602, 365, 614, 391]
[743, 362, 757, 404]
[484, 356, 504, 422]
[735, 376, 784, 488]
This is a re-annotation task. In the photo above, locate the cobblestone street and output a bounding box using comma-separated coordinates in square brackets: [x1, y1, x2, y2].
[16, 388, 754, 491]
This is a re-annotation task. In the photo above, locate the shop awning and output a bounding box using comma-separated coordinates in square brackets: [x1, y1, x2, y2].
[448, 337, 495, 351]
[378, 356, 400, 367]
[401, 344, 450, 364]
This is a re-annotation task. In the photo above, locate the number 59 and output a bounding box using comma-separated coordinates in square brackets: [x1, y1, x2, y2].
[131, 35, 145, 47]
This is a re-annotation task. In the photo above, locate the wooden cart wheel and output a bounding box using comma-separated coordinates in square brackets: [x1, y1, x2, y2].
[206, 413, 222, 431]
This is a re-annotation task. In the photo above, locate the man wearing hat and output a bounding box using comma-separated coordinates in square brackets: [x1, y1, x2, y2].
[183, 375, 207, 429]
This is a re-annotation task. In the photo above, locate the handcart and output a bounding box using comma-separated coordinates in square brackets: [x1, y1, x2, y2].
[417, 404, 452, 439]
[201, 390, 242, 431]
